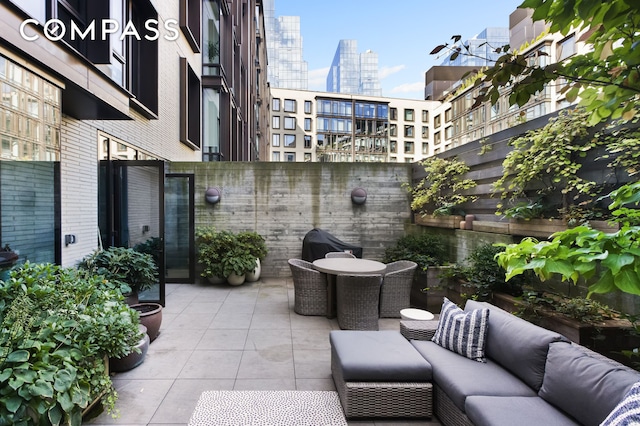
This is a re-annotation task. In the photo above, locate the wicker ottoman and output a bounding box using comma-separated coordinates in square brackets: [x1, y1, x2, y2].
[329, 330, 433, 419]
[400, 319, 440, 341]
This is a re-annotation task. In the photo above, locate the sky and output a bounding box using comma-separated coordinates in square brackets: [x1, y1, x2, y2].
[274, 0, 525, 99]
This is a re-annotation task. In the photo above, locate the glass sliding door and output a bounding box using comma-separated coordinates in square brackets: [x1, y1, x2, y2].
[165, 174, 194, 283]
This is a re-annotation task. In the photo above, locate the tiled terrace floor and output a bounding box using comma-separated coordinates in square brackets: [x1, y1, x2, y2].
[85, 277, 441, 426]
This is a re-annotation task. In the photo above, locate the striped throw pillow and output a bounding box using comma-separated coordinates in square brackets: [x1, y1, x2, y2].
[432, 297, 490, 362]
[600, 382, 640, 426]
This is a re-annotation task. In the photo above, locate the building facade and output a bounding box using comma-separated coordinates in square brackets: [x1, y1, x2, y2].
[269, 88, 444, 162]
[326, 40, 382, 97]
[0, 0, 268, 298]
[263, 0, 308, 90]
[439, 27, 510, 67]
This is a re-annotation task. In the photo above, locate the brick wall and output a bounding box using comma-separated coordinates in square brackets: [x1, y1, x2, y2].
[169, 161, 414, 277]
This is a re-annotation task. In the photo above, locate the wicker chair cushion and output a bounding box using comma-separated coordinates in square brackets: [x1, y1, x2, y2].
[465, 396, 579, 426]
[330, 330, 432, 382]
[432, 298, 489, 362]
[465, 300, 567, 391]
[539, 342, 640, 426]
[411, 340, 536, 411]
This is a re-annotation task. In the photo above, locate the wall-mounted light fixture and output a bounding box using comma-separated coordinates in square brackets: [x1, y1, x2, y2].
[205, 187, 221, 204]
[351, 187, 367, 205]
[64, 234, 76, 246]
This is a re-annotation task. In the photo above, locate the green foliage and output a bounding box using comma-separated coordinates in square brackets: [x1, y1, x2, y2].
[0, 262, 141, 424]
[496, 182, 640, 297]
[383, 233, 450, 271]
[409, 156, 477, 216]
[236, 231, 268, 260]
[133, 237, 162, 270]
[434, 0, 640, 125]
[501, 200, 546, 220]
[519, 291, 616, 324]
[78, 247, 158, 295]
[494, 108, 598, 205]
[196, 228, 262, 279]
[457, 243, 526, 301]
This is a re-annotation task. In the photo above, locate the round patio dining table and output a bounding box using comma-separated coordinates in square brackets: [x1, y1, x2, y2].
[312, 258, 386, 319]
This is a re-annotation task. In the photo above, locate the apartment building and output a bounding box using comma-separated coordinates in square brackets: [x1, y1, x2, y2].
[0, 0, 268, 302]
[439, 8, 585, 148]
[269, 88, 444, 162]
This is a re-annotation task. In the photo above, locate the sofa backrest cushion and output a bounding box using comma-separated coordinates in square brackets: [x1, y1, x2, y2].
[432, 297, 490, 362]
[539, 342, 640, 426]
[464, 300, 567, 391]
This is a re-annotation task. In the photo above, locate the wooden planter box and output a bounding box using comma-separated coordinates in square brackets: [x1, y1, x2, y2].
[415, 214, 464, 229]
[508, 218, 567, 239]
[491, 293, 636, 360]
[471, 220, 510, 234]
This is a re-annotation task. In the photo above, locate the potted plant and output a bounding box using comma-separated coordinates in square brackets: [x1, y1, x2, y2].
[408, 156, 477, 228]
[236, 231, 268, 282]
[78, 246, 162, 341]
[220, 245, 258, 286]
[196, 227, 235, 283]
[0, 262, 142, 424]
[78, 246, 158, 303]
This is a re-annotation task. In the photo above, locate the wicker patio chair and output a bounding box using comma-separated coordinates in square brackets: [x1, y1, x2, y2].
[288, 258, 328, 316]
[325, 251, 356, 258]
[336, 274, 382, 330]
[379, 260, 418, 318]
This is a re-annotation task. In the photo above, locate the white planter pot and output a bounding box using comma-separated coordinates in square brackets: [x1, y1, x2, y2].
[245, 258, 261, 282]
[227, 273, 246, 286]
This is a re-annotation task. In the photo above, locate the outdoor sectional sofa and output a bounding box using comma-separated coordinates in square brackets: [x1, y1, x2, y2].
[330, 299, 640, 425]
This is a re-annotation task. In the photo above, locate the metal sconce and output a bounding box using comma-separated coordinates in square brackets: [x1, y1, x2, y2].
[351, 187, 367, 205]
[205, 187, 221, 204]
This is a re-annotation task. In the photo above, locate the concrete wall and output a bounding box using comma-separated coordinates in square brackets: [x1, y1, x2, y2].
[169, 161, 414, 277]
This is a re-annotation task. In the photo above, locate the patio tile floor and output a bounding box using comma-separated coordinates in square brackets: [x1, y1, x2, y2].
[84, 277, 441, 426]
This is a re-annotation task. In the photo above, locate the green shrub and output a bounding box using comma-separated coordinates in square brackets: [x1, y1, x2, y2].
[383, 233, 450, 271]
[0, 262, 141, 424]
[462, 243, 526, 301]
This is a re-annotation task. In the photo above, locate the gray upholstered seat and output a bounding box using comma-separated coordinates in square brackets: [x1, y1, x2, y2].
[325, 252, 356, 258]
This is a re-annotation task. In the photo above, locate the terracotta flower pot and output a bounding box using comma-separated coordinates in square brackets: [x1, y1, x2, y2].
[131, 303, 163, 342]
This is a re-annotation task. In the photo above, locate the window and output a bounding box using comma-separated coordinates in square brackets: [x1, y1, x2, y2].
[390, 124, 397, 137]
[304, 135, 311, 148]
[557, 34, 575, 61]
[404, 125, 414, 137]
[390, 107, 398, 120]
[272, 98, 280, 111]
[180, 0, 201, 52]
[53, 0, 110, 63]
[434, 114, 441, 128]
[390, 140, 397, 153]
[284, 134, 295, 147]
[304, 118, 312, 131]
[272, 151, 280, 161]
[304, 101, 312, 114]
[434, 131, 441, 145]
[445, 108, 452, 122]
[422, 110, 429, 122]
[445, 126, 453, 140]
[404, 141, 414, 154]
[272, 134, 280, 147]
[129, 0, 159, 116]
[284, 99, 296, 112]
[285, 152, 296, 161]
[272, 116, 280, 129]
[422, 143, 429, 155]
[284, 117, 296, 130]
[422, 126, 429, 138]
[179, 57, 201, 149]
[304, 152, 311, 161]
[404, 109, 414, 121]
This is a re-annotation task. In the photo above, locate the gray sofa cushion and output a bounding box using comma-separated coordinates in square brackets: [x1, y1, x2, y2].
[465, 300, 567, 391]
[465, 396, 580, 426]
[539, 342, 640, 426]
[601, 382, 640, 426]
[329, 330, 432, 381]
[411, 339, 536, 411]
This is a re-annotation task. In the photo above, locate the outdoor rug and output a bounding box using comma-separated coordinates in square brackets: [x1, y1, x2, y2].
[188, 390, 347, 426]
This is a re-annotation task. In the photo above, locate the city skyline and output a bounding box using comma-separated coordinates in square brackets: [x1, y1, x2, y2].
[274, 0, 524, 99]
